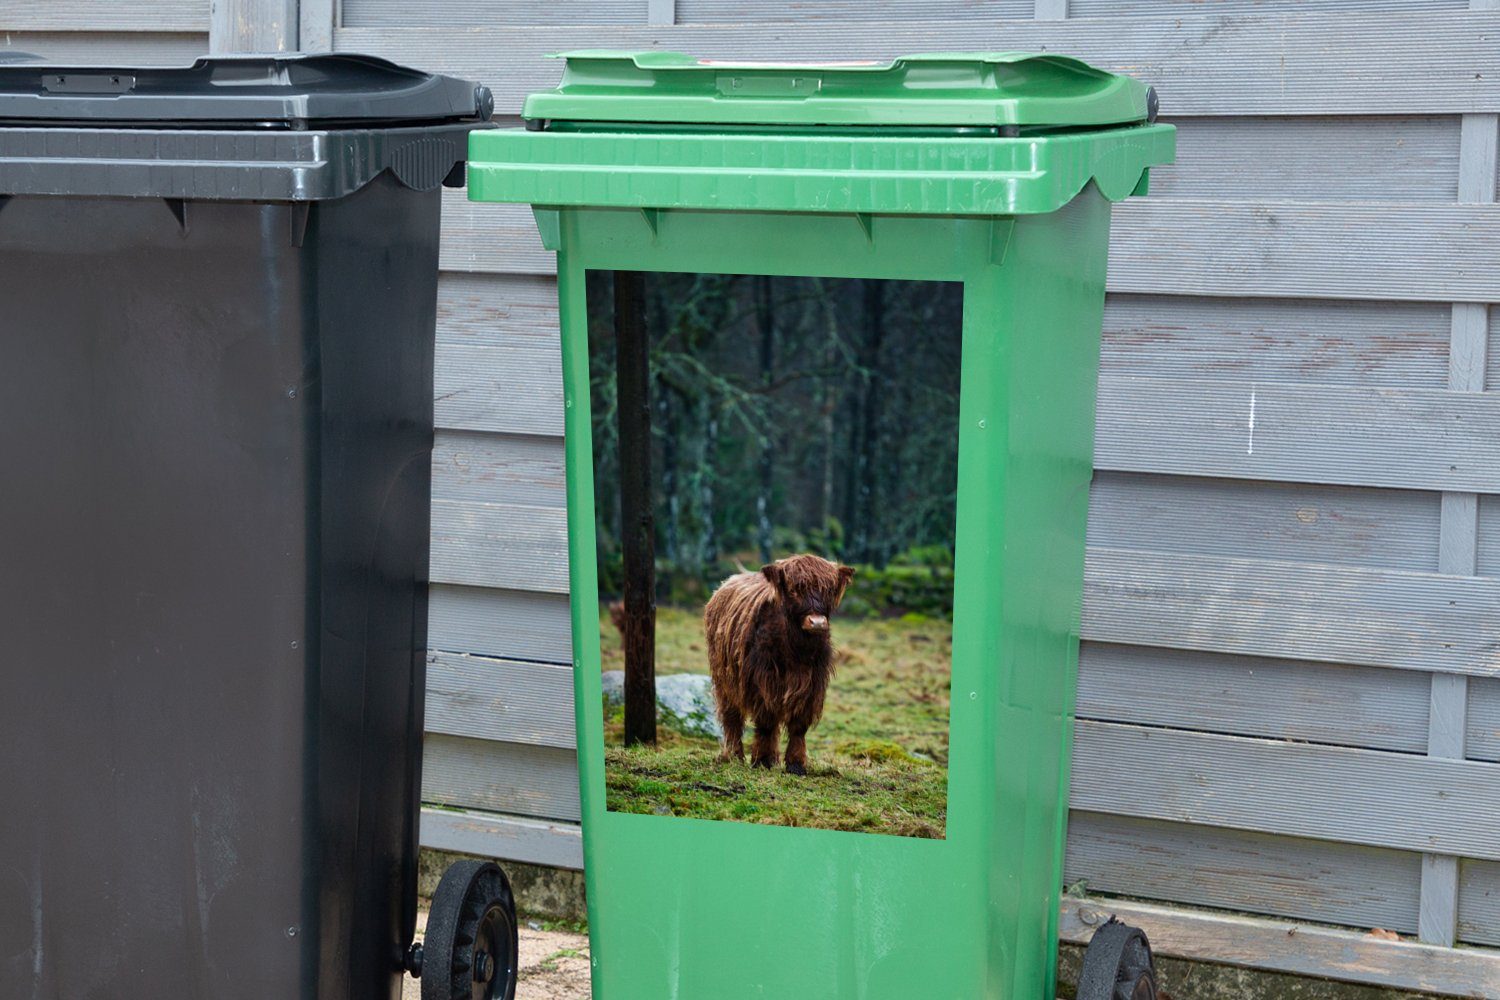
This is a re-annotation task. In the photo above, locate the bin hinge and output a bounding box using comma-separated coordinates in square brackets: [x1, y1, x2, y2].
[639, 207, 661, 241]
[853, 212, 873, 244]
[532, 207, 562, 252]
[990, 218, 1015, 266]
[163, 198, 189, 236]
[289, 203, 312, 248]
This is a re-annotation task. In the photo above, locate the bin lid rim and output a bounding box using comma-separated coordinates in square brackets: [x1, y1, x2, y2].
[0, 52, 492, 128]
[548, 50, 1095, 72]
[526, 50, 1151, 129]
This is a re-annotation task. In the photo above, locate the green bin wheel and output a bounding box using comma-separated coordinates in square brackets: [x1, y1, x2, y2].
[421, 860, 518, 1000]
[1077, 918, 1157, 1000]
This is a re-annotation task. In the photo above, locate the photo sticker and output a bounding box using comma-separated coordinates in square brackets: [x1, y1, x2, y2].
[589, 271, 959, 839]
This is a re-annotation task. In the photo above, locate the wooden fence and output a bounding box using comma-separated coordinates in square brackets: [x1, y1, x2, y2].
[13, 2, 1499, 992]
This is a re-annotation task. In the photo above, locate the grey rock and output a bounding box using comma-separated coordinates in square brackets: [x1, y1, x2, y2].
[599, 670, 722, 739]
[600, 670, 624, 704]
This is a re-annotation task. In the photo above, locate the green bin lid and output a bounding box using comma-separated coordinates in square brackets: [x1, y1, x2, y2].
[471, 50, 1174, 217]
[523, 51, 1154, 129]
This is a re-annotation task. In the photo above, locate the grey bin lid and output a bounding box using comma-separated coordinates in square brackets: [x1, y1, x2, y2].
[0, 53, 495, 201]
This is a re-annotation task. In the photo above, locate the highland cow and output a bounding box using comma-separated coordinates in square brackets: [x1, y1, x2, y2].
[704, 554, 855, 774]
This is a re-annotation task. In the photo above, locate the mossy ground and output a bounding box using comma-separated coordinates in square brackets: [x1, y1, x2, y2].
[600, 605, 951, 839]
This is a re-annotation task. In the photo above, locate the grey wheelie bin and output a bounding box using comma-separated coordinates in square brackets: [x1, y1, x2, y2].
[0, 54, 517, 1000]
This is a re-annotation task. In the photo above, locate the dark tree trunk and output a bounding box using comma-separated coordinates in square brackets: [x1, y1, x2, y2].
[878, 285, 907, 565]
[614, 270, 656, 747]
[699, 406, 719, 567]
[755, 275, 775, 565]
[654, 284, 678, 596]
[840, 288, 864, 555]
[852, 279, 885, 562]
[660, 384, 680, 579]
[818, 290, 838, 538]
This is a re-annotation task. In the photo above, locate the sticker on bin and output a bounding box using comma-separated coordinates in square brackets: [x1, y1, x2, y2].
[591, 269, 958, 841]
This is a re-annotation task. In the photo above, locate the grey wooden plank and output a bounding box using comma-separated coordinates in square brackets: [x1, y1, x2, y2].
[428, 534, 1500, 677]
[425, 652, 575, 749]
[1151, 116, 1460, 202]
[679, 0, 1031, 22]
[436, 342, 563, 437]
[298, 0, 335, 53]
[423, 733, 580, 822]
[430, 443, 1443, 574]
[1065, 811, 1422, 934]
[1478, 495, 1500, 576]
[429, 584, 572, 664]
[1420, 96, 1495, 947]
[1070, 0, 1464, 13]
[210, 0, 297, 52]
[1486, 307, 1500, 391]
[0, 32, 206, 64]
[429, 289, 1461, 431]
[1088, 471, 1440, 573]
[1069, 720, 1500, 861]
[1419, 854, 1461, 946]
[434, 430, 566, 509]
[426, 290, 1494, 495]
[433, 272, 563, 436]
[1094, 376, 1500, 493]
[1429, 674, 1471, 761]
[1469, 677, 1500, 763]
[1458, 113, 1500, 203]
[1077, 643, 1429, 753]
[647, 0, 675, 25]
[1450, 117, 1494, 392]
[0, 1, 208, 31]
[431, 498, 569, 593]
[420, 807, 582, 869]
[438, 272, 559, 350]
[1108, 199, 1500, 303]
[1459, 859, 1500, 946]
[1034, 0, 1068, 18]
[1440, 494, 1482, 576]
[435, 193, 1500, 304]
[1449, 305, 1490, 393]
[1104, 294, 1454, 388]
[342, 0, 645, 26]
[334, 13, 1500, 117]
[1059, 896, 1500, 998]
[1082, 547, 1500, 678]
[439, 191, 551, 276]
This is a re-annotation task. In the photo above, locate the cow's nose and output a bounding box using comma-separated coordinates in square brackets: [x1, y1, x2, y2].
[803, 614, 829, 632]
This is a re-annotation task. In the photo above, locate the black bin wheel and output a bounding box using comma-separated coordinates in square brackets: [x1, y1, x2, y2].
[1078, 918, 1158, 1000]
[421, 859, 518, 1000]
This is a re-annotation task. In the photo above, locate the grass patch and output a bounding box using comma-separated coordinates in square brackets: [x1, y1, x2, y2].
[531, 917, 589, 935]
[605, 744, 946, 839]
[600, 605, 951, 838]
[533, 946, 589, 974]
[599, 605, 708, 677]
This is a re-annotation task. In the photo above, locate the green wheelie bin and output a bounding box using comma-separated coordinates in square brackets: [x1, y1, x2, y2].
[467, 52, 1174, 1000]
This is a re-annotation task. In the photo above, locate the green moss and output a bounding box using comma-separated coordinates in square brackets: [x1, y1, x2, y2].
[605, 744, 947, 840]
[833, 738, 921, 763]
[600, 604, 951, 837]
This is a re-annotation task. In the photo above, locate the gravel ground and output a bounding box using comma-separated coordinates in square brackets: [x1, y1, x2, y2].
[401, 909, 592, 1000]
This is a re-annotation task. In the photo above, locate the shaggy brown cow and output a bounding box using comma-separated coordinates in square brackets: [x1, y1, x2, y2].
[704, 554, 855, 774]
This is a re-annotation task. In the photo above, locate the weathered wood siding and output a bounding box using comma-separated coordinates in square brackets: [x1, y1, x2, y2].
[1, 1, 207, 63]
[313, 3, 1500, 975]
[17, 0, 1495, 988]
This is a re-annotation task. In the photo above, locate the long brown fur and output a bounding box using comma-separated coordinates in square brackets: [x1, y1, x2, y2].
[704, 554, 854, 774]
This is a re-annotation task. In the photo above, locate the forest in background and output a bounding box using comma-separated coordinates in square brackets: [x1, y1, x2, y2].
[587, 271, 964, 618]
